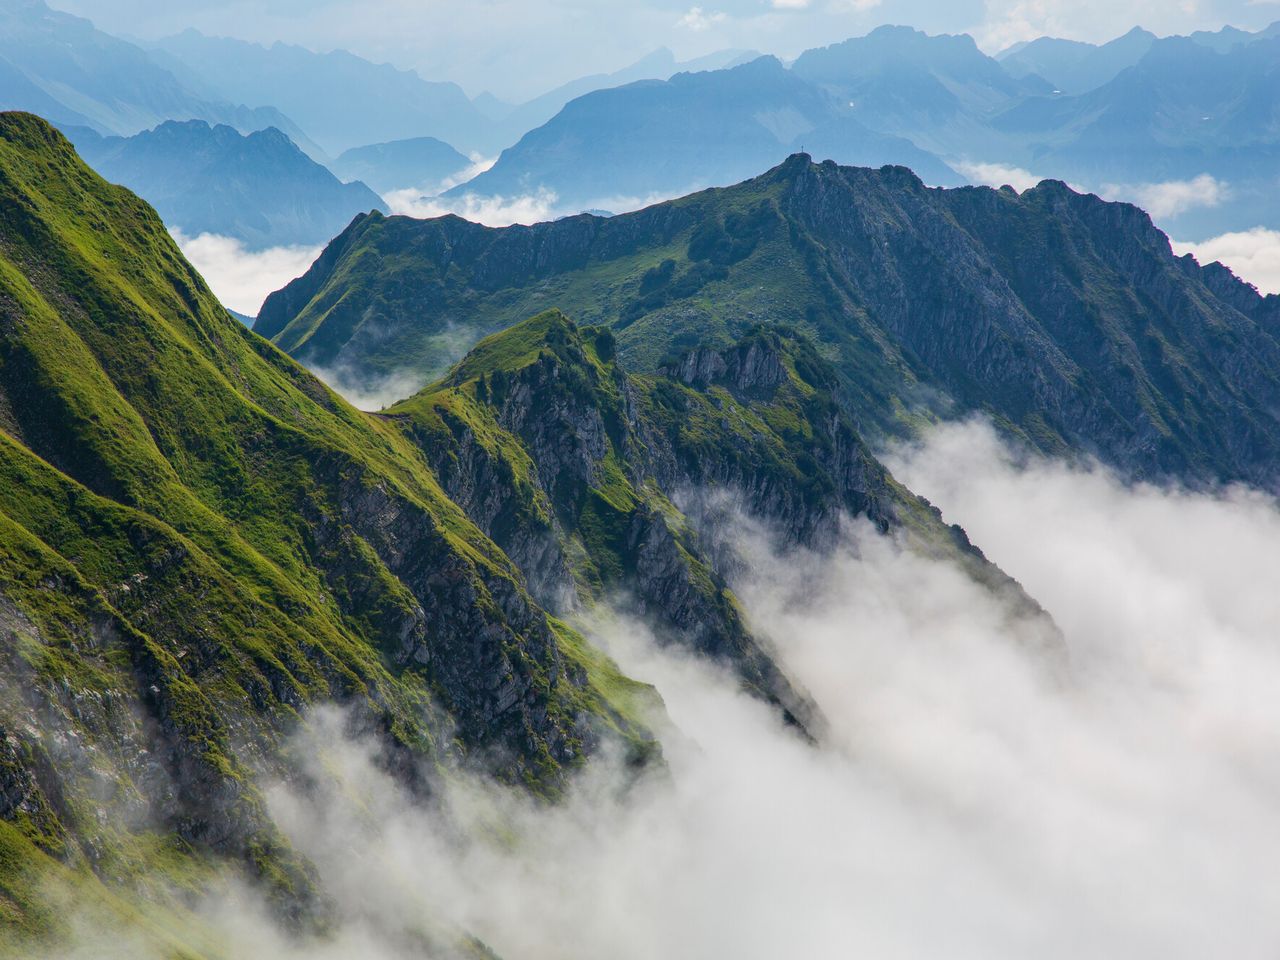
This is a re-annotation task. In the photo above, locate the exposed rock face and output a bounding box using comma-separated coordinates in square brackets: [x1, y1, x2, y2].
[0, 114, 651, 937]
[389, 312, 1059, 733]
[261, 154, 1280, 491]
[0, 116, 1063, 953]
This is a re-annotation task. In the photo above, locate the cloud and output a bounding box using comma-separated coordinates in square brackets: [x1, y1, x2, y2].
[258, 421, 1280, 958]
[677, 6, 727, 30]
[1172, 227, 1280, 295]
[171, 229, 322, 317]
[47, 418, 1280, 957]
[955, 160, 1045, 192]
[307, 363, 429, 411]
[1102, 174, 1229, 220]
[383, 186, 561, 226]
[379, 153, 496, 198]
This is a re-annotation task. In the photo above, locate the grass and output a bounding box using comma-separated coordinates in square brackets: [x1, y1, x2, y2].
[0, 112, 660, 939]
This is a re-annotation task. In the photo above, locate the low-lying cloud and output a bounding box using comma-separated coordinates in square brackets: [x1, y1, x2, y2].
[383, 186, 562, 227]
[1173, 227, 1280, 296]
[955, 160, 1046, 192]
[308, 362, 430, 412]
[51, 419, 1280, 957]
[1102, 174, 1229, 219]
[171, 230, 322, 318]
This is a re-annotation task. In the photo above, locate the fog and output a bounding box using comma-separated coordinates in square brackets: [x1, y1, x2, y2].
[172, 230, 323, 318]
[382, 187, 562, 228]
[1174, 228, 1280, 295]
[62, 419, 1280, 958]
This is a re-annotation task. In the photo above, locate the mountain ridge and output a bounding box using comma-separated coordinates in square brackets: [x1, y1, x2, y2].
[261, 153, 1280, 490]
[71, 119, 386, 248]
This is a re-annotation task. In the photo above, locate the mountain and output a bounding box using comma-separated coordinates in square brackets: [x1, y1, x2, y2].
[0, 0, 316, 149]
[70, 120, 386, 249]
[331, 136, 472, 194]
[0, 112, 1056, 952]
[384, 310, 1054, 728]
[146, 30, 496, 156]
[446, 56, 960, 213]
[791, 25, 1050, 157]
[993, 35, 1280, 237]
[997, 27, 1156, 94]
[1186, 21, 1280, 53]
[0, 111, 657, 949]
[260, 154, 1280, 490]
[488, 46, 760, 147]
[995, 36, 1280, 180]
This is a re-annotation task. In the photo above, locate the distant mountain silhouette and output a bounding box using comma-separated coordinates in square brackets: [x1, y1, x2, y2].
[147, 30, 496, 155]
[450, 56, 959, 211]
[0, 0, 316, 150]
[73, 120, 384, 248]
[331, 136, 472, 194]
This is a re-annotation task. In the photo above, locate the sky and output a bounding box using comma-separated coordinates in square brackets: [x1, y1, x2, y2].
[55, 0, 1280, 100]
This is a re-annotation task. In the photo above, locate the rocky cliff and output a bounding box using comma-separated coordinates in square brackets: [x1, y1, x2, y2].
[387, 311, 1058, 731]
[259, 154, 1280, 490]
[0, 113, 651, 951]
[0, 113, 1058, 957]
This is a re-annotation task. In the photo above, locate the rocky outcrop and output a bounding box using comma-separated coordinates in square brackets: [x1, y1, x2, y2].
[389, 313, 1060, 735]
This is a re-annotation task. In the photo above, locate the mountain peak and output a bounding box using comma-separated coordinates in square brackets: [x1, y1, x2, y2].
[0, 110, 71, 154]
[439, 309, 602, 389]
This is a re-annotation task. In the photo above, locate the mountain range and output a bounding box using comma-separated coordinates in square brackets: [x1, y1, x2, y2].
[5, 1, 1280, 247]
[0, 112, 1066, 953]
[424, 22, 1280, 243]
[144, 30, 495, 157]
[4, 8, 1280, 934]
[0, 0, 317, 151]
[994, 34, 1280, 238]
[69, 120, 385, 249]
[450, 55, 962, 211]
[260, 153, 1280, 491]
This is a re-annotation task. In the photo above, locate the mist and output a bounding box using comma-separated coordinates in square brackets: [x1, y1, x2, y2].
[1174, 228, 1280, 295]
[382, 187, 562, 228]
[172, 230, 322, 317]
[62, 419, 1280, 958]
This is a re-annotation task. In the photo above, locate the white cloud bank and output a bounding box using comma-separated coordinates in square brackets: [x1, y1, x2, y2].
[1173, 227, 1280, 296]
[1103, 174, 1229, 220]
[383, 186, 562, 227]
[955, 160, 1047, 192]
[56, 420, 1280, 958]
[172, 230, 322, 318]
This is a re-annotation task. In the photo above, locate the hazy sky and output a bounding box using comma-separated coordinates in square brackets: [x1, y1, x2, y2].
[55, 0, 1280, 99]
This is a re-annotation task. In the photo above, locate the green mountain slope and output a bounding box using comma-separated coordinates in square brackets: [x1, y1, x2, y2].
[0, 113, 1068, 956]
[0, 112, 654, 951]
[385, 310, 1058, 730]
[259, 154, 1280, 489]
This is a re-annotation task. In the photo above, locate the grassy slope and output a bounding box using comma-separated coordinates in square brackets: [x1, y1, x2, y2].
[386, 310, 1051, 731]
[0, 113, 653, 949]
[259, 156, 1280, 488]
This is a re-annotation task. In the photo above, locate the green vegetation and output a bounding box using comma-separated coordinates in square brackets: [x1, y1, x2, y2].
[262, 153, 1280, 489]
[385, 308, 1033, 732]
[0, 112, 655, 946]
[0, 114, 1063, 955]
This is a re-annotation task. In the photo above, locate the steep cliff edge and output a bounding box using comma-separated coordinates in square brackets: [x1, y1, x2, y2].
[387, 311, 1059, 730]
